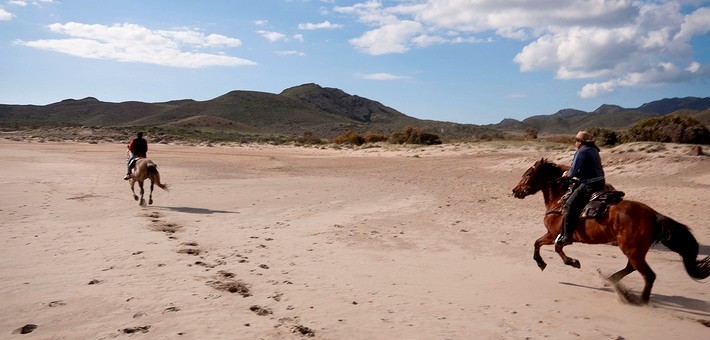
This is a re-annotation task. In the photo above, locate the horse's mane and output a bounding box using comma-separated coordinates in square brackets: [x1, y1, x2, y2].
[536, 158, 567, 177]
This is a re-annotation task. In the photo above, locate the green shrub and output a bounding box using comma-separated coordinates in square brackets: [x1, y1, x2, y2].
[624, 114, 709, 144]
[587, 127, 619, 146]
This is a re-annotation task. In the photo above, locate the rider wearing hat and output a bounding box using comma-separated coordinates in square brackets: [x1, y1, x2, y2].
[556, 131, 605, 246]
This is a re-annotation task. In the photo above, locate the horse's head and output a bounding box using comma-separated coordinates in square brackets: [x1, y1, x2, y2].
[512, 158, 564, 199]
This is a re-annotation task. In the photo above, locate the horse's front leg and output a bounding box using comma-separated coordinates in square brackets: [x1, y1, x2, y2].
[533, 232, 556, 271]
[554, 243, 581, 269]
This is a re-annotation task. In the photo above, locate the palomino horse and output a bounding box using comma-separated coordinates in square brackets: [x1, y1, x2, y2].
[129, 158, 168, 206]
[512, 158, 709, 303]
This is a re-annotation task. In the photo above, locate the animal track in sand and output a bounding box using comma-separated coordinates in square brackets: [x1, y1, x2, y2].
[120, 325, 150, 334]
[207, 271, 252, 297]
[249, 305, 273, 316]
[47, 300, 66, 307]
[177, 247, 201, 256]
[151, 221, 182, 235]
[13, 324, 37, 334]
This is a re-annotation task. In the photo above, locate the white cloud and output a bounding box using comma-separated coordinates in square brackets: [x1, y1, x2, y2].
[0, 8, 14, 20]
[579, 61, 709, 98]
[336, 0, 710, 98]
[357, 72, 410, 80]
[276, 50, 305, 56]
[257, 30, 287, 42]
[298, 20, 343, 30]
[9, 1, 28, 7]
[349, 20, 422, 55]
[15, 22, 256, 68]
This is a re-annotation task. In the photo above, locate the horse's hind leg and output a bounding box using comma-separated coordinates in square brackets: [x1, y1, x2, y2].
[628, 256, 656, 303]
[534, 233, 556, 271]
[148, 180, 154, 205]
[138, 181, 146, 206]
[554, 243, 581, 269]
[608, 261, 635, 283]
[131, 180, 139, 201]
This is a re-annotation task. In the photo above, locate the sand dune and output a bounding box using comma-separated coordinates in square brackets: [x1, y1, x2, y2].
[1, 139, 708, 339]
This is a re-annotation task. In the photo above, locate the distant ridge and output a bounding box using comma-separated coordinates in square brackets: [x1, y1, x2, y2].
[0, 84, 707, 140]
[491, 97, 710, 133]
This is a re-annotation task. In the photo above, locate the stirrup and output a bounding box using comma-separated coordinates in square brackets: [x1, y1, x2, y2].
[555, 234, 573, 246]
[124, 174, 131, 180]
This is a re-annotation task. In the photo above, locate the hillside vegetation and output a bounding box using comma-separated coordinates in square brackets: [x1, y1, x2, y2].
[1, 84, 708, 145]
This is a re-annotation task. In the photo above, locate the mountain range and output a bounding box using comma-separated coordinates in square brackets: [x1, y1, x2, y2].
[1, 83, 708, 141]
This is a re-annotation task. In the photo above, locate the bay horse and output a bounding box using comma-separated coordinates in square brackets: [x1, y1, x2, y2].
[512, 158, 709, 303]
[129, 158, 168, 206]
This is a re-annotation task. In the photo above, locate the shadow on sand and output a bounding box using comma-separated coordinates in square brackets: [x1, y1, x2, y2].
[155, 206, 239, 215]
[559, 281, 710, 317]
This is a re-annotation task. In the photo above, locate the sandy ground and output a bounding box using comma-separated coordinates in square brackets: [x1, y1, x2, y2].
[1, 139, 708, 339]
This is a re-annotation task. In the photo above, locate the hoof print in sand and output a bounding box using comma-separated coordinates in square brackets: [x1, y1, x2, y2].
[249, 305, 272, 316]
[121, 325, 151, 334]
[88, 279, 102, 285]
[151, 222, 182, 235]
[13, 324, 37, 334]
[47, 300, 66, 307]
[177, 248, 201, 256]
[293, 325, 316, 337]
[163, 306, 181, 313]
[208, 271, 251, 297]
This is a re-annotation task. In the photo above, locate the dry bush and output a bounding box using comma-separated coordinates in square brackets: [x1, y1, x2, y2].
[542, 134, 575, 144]
[363, 132, 387, 143]
[332, 131, 365, 145]
[525, 127, 538, 140]
[387, 126, 442, 145]
[294, 131, 323, 145]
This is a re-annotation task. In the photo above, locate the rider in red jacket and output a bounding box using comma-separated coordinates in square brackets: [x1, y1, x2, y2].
[124, 132, 148, 180]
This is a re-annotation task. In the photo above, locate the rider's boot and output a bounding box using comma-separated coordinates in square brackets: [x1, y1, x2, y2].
[124, 173, 131, 180]
[556, 211, 576, 246]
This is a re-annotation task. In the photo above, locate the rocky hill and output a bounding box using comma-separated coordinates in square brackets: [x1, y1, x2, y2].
[1, 84, 707, 142]
[491, 97, 710, 133]
[0, 84, 493, 141]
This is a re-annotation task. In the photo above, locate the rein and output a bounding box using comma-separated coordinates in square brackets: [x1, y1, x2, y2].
[543, 176, 568, 215]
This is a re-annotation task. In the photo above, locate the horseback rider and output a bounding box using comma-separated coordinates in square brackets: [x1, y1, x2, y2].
[556, 131, 605, 246]
[124, 132, 148, 180]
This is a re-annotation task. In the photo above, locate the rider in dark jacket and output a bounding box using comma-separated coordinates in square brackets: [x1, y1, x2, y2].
[556, 131, 605, 245]
[124, 132, 148, 180]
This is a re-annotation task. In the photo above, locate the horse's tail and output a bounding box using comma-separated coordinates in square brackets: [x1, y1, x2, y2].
[147, 163, 169, 191]
[654, 213, 710, 280]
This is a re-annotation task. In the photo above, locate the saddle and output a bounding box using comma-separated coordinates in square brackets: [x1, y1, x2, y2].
[128, 157, 143, 171]
[580, 190, 625, 219]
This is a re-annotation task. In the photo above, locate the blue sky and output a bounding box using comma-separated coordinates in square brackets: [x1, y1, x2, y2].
[1, 0, 708, 124]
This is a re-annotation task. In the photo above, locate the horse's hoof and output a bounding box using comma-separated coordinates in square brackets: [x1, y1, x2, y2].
[571, 259, 581, 269]
[148, 199, 153, 205]
[537, 262, 547, 271]
[133, 195, 139, 201]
